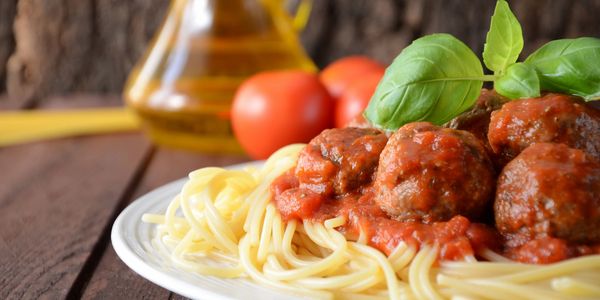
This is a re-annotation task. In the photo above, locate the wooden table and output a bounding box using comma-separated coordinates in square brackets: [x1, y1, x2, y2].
[0, 96, 249, 299]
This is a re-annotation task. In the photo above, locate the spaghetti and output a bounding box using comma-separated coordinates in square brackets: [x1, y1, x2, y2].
[143, 144, 600, 300]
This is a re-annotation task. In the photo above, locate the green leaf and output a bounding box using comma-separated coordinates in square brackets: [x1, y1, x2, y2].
[364, 33, 484, 130]
[495, 63, 540, 99]
[483, 0, 523, 74]
[525, 37, 600, 101]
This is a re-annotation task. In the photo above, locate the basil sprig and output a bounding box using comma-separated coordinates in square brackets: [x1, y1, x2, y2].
[483, 0, 523, 74]
[365, 0, 600, 130]
[364, 34, 484, 129]
[483, 0, 540, 99]
[525, 38, 600, 101]
[495, 63, 540, 99]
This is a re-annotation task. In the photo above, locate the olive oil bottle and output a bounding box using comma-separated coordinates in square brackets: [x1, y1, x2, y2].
[124, 0, 316, 153]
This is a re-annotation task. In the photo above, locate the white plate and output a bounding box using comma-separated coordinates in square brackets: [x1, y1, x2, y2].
[111, 161, 307, 300]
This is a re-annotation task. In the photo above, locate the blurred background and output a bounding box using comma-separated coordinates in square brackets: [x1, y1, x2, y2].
[1, 3, 600, 298]
[1, 0, 599, 107]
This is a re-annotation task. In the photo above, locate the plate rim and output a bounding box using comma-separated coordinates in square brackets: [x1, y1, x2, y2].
[111, 161, 267, 300]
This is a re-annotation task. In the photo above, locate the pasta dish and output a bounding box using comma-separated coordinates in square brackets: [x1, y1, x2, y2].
[142, 92, 600, 300]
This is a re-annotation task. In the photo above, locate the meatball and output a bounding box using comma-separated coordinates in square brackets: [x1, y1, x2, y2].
[488, 93, 600, 165]
[445, 89, 509, 168]
[495, 143, 600, 245]
[445, 89, 509, 149]
[295, 127, 388, 195]
[345, 114, 373, 129]
[373, 122, 495, 223]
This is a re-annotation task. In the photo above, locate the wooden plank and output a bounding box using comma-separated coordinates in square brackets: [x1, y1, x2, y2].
[0, 0, 17, 94]
[40, 94, 124, 109]
[0, 131, 151, 298]
[7, 0, 168, 103]
[80, 148, 249, 299]
[0, 93, 25, 110]
[0, 93, 124, 110]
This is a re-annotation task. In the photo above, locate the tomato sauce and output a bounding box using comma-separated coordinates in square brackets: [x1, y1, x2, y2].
[272, 170, 600, 263]
[272, 171, 499, 260]
[272, 109, 600, 264]
[488, 93, 600, 165]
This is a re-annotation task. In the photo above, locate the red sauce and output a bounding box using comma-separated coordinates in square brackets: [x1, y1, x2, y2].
[272, 106, 600, 264]
[507, 237, 600, 264]
[273, 171, 500, 260]
[488, 93, 600, 165]
[272, 170, 600, 263]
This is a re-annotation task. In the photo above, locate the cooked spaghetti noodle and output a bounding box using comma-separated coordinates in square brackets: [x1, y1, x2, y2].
[143, 145, 600, 300]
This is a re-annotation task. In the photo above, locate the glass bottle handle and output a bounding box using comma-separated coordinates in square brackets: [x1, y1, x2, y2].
[291, 0, 312, 31]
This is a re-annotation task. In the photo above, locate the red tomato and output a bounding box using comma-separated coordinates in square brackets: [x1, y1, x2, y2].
[335, 70, 383, 128]
[320, 56, 385, 99]
[232, 71, 334, 159]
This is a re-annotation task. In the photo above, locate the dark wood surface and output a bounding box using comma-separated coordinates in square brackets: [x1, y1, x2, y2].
[0, 0, 16, 93]
[2, 0, 600, 104]
[0, 96, 250, 299]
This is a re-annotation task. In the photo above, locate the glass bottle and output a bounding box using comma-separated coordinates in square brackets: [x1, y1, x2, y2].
[124, 0, 316, 153]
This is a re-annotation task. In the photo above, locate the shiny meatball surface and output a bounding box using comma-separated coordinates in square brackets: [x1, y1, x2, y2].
[296, 127, 388, 195]
[495, 143, 600, 245]
[488, 93, 600, 165]
[373, 122, 495, 223]
[445, 89, 509, 169]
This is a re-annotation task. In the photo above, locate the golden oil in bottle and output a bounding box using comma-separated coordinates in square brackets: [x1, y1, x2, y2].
[124, 0, 316, 153]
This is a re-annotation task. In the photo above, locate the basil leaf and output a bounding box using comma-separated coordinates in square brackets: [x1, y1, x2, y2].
[483, 0, 523, 74]
[364, 33, 484, 130]
[495, 63, 540, 99]
[525, 37, 600, 101]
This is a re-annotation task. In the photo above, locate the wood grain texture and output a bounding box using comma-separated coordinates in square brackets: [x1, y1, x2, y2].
[80, 148, 248, 299]
[6, 0, 168, 103]
[0, 130, 151, 298]
[301, 0, 600, 65]
[40, 94, 124, 109]
[169, 294, 188, 300]
[2, 0, 600, 102]
[0, 0, 16, 94]
[0, 93, 21, 110]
